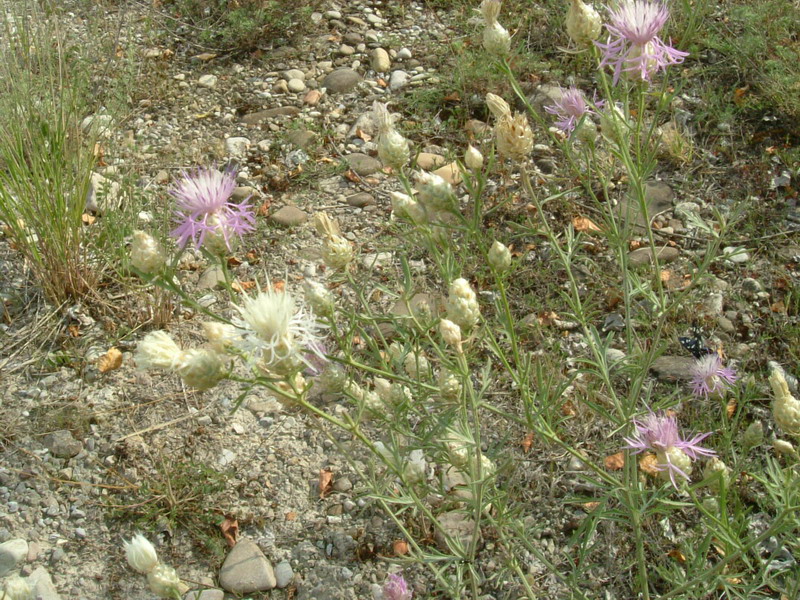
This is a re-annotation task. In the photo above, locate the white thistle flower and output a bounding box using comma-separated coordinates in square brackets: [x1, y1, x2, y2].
[2, 575, 33, 600]
[373, 377, 392, 404]
[464, 145, 484, 171]
[146, 563, 184, 599]
[323, 234, 354, 270]
[135, 331, 184, 371]
[566, 0, 602, 46]
[176, 349, 225, 391]
[234, 284, 324, 370]
[123, 534, 159, 574]
[480, 0, 501, 24]
[438, 370, 462, 401]
[446, 278, 480, 331]
[130, 230, 166, 274]
[486, 93, 511, 119]
[303, 280, 335, 318]
[488, 240, 512, 271]
[415, 171, 455, 212]
[772, 438, 797, 458]
[390, 192, 428, 224]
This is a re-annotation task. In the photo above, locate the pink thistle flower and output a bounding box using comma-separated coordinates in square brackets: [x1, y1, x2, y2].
[595, 0, 689, 84]
[544, 87, 604, 134]
[383, 573, 412, 600]
[623, 411, 715, 488]
[690, 354, 737, 399]
[170, 166, 255, 250]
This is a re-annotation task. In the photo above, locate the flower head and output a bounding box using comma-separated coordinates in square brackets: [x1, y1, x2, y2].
[373, 102, 410, 170]
[566, 0, 602, 46]
[176, 349, 225, 391]
[170, 166, 255, 251]
[383, 572, 413, 600]
[480, 0, 510, 56]
[130, 231, 166, 274]
[322, 235, 354, 270]
[234, 283, 325, 371]
[624, 411, 715, 488]
[488, 240, 512, 271]
[464, 145, 484, 171]
[771, 366, 800, 436]
[544, 87, 603, 135]
[495, 112, 534, 162]
[595, 0, 689, 84]
[134, 331, 184, 371]
[439, 318, 463, 353]
[445, 278, 480, 331]
[123, 534, 159, 574]
[485, 93, 511, 119]
[690, 354, 737, 399]
[415, 172, 456, 212]
[146, 563, 183, 598]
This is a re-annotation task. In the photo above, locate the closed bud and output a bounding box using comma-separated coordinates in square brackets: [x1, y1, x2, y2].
[483, 21, 511, 57]
[773, 438, 797, 458]
[439, 318, 463, 353]
[130, 230, 166, 274]
[123, 534, 159, 574]
[415, 171, 456, 212]
[771, 367, 800, 436]
[566, 0, 602, 46]
[488, 240, 512, 271]
[495, 112, 534, 162]
[323, 234, 354, 270]
[146, 563, 184, 599]
[446, 278, 480, 331]
[378, 129, 410, 170]
[404, 352, 430, 379]
[702, 457, 731, 492]
[390, 192, 428, 225]
[464, 145, 484, 171]
[742, 421, 764, 451]
[135, 331, 184, 371]
[303, 280, 335, 318]
[402, 449, 427, 484]
[486, 93, 511, 119]
[202, 321, 237, 354]
[177, 349, 225, 391]
[438, 370, 462, 402]
[480, 0, 501, 24]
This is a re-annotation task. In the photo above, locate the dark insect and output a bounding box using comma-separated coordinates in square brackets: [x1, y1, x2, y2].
[679, 325, 714, 359]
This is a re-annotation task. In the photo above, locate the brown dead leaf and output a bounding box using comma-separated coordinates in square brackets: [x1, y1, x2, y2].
[521, 432, 535, 453]
[629, 240, 643, 250]
[726, 398, 736, 419]
[377, 78, 388, 88]
[98, 347, 123, 373]
[733, 86, 749, 106]
[272, 280, 286, 292]
[771, 300, 786, 314]
[668, 548, 686, 563]
[257, 198, 271, 216]
[572, 216, 601, 233]
[231, 280, 256, 293]
[604, 452, 625, 470]
[639, 453, 660, 476]
[344, 169, 361, 183]
[660, 269, 672, 283]
[81, 213, 97, 225]
[561, 400, 577, 417]
[443, 91, 461, 103]
[582, 501, 600, 511]
[392, 540, 409, 556]
[319, 468, 334, 499]
[93, 143, 107, 166]
[220, 516, 239, 547]
[538, 311, 560, 326]
[68, 325, 81, 338]
[355, 128, 372, 142]
[285, 511, 297, 521]
[227, 256, 242, 267]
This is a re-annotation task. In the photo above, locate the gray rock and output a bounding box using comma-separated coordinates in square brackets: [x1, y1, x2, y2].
[389, 70, 410, 91]
[270, 206, 308, 227]
[274, 560, 294, 588]
[370, 48, 391, 72]
[628, 246, 679, 267]
[197, 266, 226, 291]
[741, 277, 762, 296]
[527, 84, 564, 115]
[241, 106, 301, 125]
[283, 69, 305, 81]
[346, 192, 375, 207]
[702, 292, 724, 316]
[198, 74, 218, 88]
[723, 246, 750, 264]
[80, 114, 114, 138]
[322, 69, 361, 94]
[288, 78, 306, 93]
[87, 172, 122, 214]
[273, 79, 289, 94]
[674, 201, 700, 220]
[650, 356, 696, 382]
[219, 538, 276, 593]
[435, 511, 481, 553]
[28, 566, 61, 600]
[338, 44, 355, 56]
[224, 136, 251, 158]
[617, 181, 674, 229]
[42, 430, 81, 458]
[0, 538, 28, 577]
[232, 186, 256, 202]
[287, 130, 318, 150]
[396, 47, 412, 60]
[345, 153, 382, 176]
[184, 590, 224, 600]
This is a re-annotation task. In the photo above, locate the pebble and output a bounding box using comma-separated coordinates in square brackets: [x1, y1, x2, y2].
[42, 430, 82, 458]
[389, 70, 410, 91]
[396, 47, 412, 60]
[288, 78, 306, 93]
[275, 560, 294, 588]
[270, 206, 309, 227]
[723, 246, 750, 263]
[0, 538, 28, 577]
[184, 590, 224, 600]
[197, 74, 218, 88]
[197, 266, 226, 291]
[346, 192, 376, 207]
[284, 69, 305, 81]
[29, 566, 62, 600]
[371, 48, 391, 72]
[219, 538, 276, 593]
[627, 246, 679, 267]
[435, 512, 480, 552]
[345, 153, 382, 176]
[415, 152, 447, 170]
[650, 356, 696, 381]
[322, 68, 361, 94]
[224, 137, 251, 158]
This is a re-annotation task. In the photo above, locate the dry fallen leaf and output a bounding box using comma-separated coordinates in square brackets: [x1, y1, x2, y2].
[572, 216, 601, 233]
[98, 347, 123, 373]
[521, 432, 535, 453]
[726, 398, 736, 419]
[771, 300, 786, 313]
[220, 516, 238, 548]
[81, 213, 97, 225]
[319, 468, 334, 499]
[231, 280, 256, 293]
[604, 452, 625, 470]
[285, 511, 297, 521]
[582, 501, 601, 511]
[392, 540, 409, 556]
[68, 325, 81, 338]
[639, 453, 660, 476]
[668, 548, 686, 563]
[561, 400, 577, 417]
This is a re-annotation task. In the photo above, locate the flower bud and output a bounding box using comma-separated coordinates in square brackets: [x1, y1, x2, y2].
[130, 230, 166, 274]
[446, 278, 480, 331]
[566, 0, 602, 46]
[303, 280, 335, 318]
[2, 575, 33, 600]
[404, 352, 430, 379]
[656, 447, 692, 483]
[146, 563, 184, 598]
[123, 534, 159, 574]
[702, 457, 731, 492]
[378, 129, 411, 171]
[464, 145, 484, 171]
[390, 192, 428, 225]
[438, 370, 462, 402]
[439, 318, 463, 353]
[323, 234, 354, 270]
[771, 367, 800, 436]
[488, 240, 512, 271]
[202, 321, 237, 354]
[317, 363, 347, 394]
[415, 171, 456, 212]
[742, 421, 764, 451]
[480, 0, 501, 24]
[486, 93, 511, 119]
[403, 449, 427, 484]
[373, 377, 392, 403]
[773, 438, 797, 458]
[483, 21, 511, 57]
[177, 349, 225, 391]
[495, 112, 534, 162]
[135, 331, 184, 371]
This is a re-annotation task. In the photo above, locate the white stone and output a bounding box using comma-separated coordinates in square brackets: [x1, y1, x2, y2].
[284, 69, 305, 81]
[370, 48, 391, 72]
[198, 74, 218, 88]
[389, 70, 410, 91]
[723, 246, 750, 264]
[0, 539, 28, 577]
[396, 47, 412, 60]
[287, 78, 306, 93]
[225, 137, 251, 158]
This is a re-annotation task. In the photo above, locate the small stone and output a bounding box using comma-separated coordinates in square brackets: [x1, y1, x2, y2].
[345, 153, 382, 176]
[346, 192, 375, 207]
[42, 430, 82, 458]
[284, 69, 305, 81]
[333, 476, 353, 492]
[270, 206, 308, 227]
[231, 186, 255, 202]
[389, 70, 410, 91]
[322, 68, 361, 94]
[325, 10, 341, 19]
[28, 566, 62, 600]
[197, 266, 226, 290]
[0, 539, 28, 577]
[219, 538, 276, 593]
[338, 44, 355, 56]
[433, 162, 462, 185]
[741, 277, 762, 296]
[49, 547, 65, 564]
[241, 106, 301, 125]
[396, 47, 412, 60]
[304, 89, 323, 106]
[415, 152, 447, 170]
[287, 78, 306, 93]
[371, 48, 391, 72]
[225, 137, 251, 158]
[273, 79, 289, 94]
[674, 201, 700, 219]
[287, 130, 318, 149]
[627, 246, 679, 267]
[701, 292, 724, 316]
[80, 114, 114, 138]
[193, 53, 217, 62]
[154, 170, 169, 184]
[650, 356, 696, 382]
[198, 74, 218, 88]
[723, 246, 750, 264]
[274, 560, 294, 588]
[184, 590, 224, 600]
